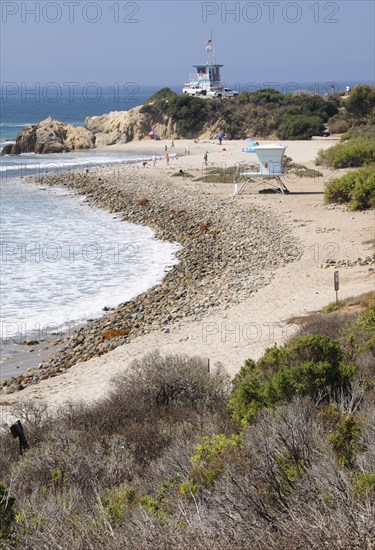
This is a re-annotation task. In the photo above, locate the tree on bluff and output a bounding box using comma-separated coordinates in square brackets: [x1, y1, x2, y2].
[344, 85, 375, 120]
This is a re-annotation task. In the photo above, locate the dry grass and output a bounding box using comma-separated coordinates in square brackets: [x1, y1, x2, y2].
[289, 291, 374, 327]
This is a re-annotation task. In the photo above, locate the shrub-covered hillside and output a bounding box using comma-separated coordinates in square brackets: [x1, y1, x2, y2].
[316, 86, 375, 210]
[0, 294, 374, 549]
[140, 86, 340, 139]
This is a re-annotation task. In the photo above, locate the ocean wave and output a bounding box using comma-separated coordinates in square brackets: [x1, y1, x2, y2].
[0, 154, 153, 173]
[0, 179, 180, 341]
[0, 123, 33, 128]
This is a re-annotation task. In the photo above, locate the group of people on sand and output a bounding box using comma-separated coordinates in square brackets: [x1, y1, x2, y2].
[141, 141, 208, 169]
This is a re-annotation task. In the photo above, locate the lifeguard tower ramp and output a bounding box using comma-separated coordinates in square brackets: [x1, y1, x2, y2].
[234, 144, 289, 196]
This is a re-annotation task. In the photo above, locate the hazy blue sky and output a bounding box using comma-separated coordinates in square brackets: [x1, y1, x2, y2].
[1, 0, 374, 88]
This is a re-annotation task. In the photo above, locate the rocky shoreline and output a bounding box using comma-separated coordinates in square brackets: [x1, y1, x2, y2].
[1, 164, 302, 394]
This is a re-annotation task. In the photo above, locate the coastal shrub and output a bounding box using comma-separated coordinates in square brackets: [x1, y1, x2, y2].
[344, 302, 375, 374]
[351, 168, 375, 210]
[140, 87, 177, 114]
[111, 351, 230, 411]
[239, 88, 284, 105]
[144, 87, 177, 105]
[324, 165, 375, 210]
[277, 115, 325, 140]
[252, 117, 275, 138]
[289, 93, 339, 121]
[297, 311, 358, 341]
[316, 135, 375, 168]
[354, 471, 375, 497]
[222, 110, 246, 139]
[228, 335, 354, 424]
[180, 433, 242, 496]
[328, 415, 362, 468]
[328, 115, 350, 134]
[165, 95, 212, 136]
[344, 85, 375, 120]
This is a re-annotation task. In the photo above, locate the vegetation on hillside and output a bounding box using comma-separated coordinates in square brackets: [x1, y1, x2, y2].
[139, 85, 375, 142]
[0, 293, 374, 549]
[140, 87, 341, 140]
[324, 164, 375, 210]
[316, 131, 375, 168]
[313, 86, 375, 209]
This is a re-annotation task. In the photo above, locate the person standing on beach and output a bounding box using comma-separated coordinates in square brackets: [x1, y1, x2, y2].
[166, 153, 170, 166]
[204, 152, 208, 166]
[171, 140, 175, 149]
[165, 144, 168, 152]
[152, 154, 156, 167]
[187, 144, 190, 155]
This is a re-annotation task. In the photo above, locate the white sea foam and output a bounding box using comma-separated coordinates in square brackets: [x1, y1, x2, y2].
[0, 152, 150, 174]
[0, 168, 180, 343]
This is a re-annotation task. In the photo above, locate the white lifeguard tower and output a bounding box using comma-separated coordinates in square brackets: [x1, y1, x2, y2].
[188, 63, 223, 93]
[233, 144, 289, 195]
[182, 34, 224, 95]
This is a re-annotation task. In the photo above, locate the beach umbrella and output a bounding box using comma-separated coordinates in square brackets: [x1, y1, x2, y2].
[148, 130, 156, 136]
[216, 134, 225, 139]
[245, 138, 256, 143]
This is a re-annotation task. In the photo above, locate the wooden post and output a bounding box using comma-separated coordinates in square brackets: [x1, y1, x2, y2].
[334, 271, 339, 304]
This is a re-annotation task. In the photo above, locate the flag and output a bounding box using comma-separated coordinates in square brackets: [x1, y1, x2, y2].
[205, 39, 212, 52]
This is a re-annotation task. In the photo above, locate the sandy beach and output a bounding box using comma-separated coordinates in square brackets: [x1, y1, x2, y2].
[1, 137, 373, 425]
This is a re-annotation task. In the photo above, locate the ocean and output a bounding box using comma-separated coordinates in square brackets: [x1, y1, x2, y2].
[0, 85, 181, 376]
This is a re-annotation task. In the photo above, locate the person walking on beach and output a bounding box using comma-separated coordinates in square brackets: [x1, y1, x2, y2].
[166, 153, 170, 166]
[152, 154, 156, 167]
[186, 144, 190, 155]
[204, 151, 208, 166]
[171, 140, 175, 149]
[165, 144, 168, 152]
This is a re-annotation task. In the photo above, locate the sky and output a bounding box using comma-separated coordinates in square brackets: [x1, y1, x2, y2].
[1, 0, 374, 89]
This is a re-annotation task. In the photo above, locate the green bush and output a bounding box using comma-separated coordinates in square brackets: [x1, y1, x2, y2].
[324, 165, 375, 210]
[328, 415, 362, 468]
[140, 88, 177, 114]
[290, 94, 339, 121]
[145, 87, 177, 104]
[344, 85, 375, 120]
[354, 471, 375, 497]
[277, 115, 325, 140]
[345, 301, 375, 363]
[316, 135, 375, 168]
[240, 88, 284, 105]
[166, 95, 212, 136]
[228, 335, 354, 424]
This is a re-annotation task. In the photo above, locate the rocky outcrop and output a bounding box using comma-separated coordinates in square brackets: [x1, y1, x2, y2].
[1, 103, 223, 155]
[85, 106, 178, 146]
[1, 117, 96, 155]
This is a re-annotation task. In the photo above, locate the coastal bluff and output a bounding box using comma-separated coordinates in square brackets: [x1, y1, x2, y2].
[1, 90, 225, 154]
[84, 105, 181, 146]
